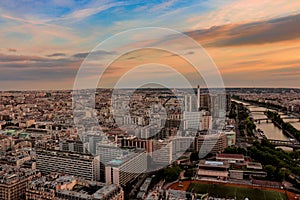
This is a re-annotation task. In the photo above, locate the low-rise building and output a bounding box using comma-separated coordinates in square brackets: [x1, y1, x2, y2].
[216, 153, 244, 163]
[26, 173, 124, 200]
[0, 165, 40, 200]
[197, 160, 229, 181]
[0, 136, 12, 153]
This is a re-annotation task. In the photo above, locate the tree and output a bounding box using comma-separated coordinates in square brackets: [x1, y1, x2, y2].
[264, 165, 276, 179]
[190, 151, 199, 162]
[164, 166, 181, 182]
[184, 169, 195, 178]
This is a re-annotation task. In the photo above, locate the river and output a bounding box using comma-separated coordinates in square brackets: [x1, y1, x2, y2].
[280, 114, 300, 130]
[247, 105, 289, 141]
[233, 100, 300, 151]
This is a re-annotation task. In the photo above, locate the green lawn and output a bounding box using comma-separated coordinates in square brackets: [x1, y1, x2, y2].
[187, 183, 287, 200]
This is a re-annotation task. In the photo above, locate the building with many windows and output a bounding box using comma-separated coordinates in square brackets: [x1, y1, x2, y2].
[36, 149, 100, 181]
[0, 165, 40, 200]
[195, 133, 227, 158]
[26, 173, 124, 200]
[152, 139, 173, 165]
[0, 136, 12, 154]
[105, 151, 147, 186]
[96, 142, 129, 165]
[183, 111, 202, 130]
[59, 140, 89, 154]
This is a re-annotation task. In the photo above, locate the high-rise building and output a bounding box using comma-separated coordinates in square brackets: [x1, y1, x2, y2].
[152, 140, 173, 165]
[210, 93, 227, 118]
[81, 133, 104, 154]
[96, 142, 129, 164]
[184, 95, 197, 112]
[197, 85, 201, 111]
[200, 93, 211, 111]
[202, 113, 212, 130]
[183, 111, 202, 130]
[195, 133, 227, 158]
[105, 151, 147, 186]
[36, 149, 100, 181]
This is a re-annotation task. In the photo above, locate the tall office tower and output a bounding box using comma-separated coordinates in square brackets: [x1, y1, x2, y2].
[200, 93, 211, 111]
[184, 95, 198, 112]
[36, 149, 100, 181]
[81, 133, 104, 154]
[197, 85, 201, 111]
[183, 111, 202, 130]
[210, 93, 227, 119]
[202, 112, 212, 130]
[184, 95, 191, 112]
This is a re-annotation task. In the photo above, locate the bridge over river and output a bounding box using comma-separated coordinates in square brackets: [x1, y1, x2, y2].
[268, 139, 300, 151]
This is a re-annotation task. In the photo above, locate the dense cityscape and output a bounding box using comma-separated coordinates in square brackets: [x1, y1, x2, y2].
[0, 88, 299, 199]
[1, 0, 300, 200]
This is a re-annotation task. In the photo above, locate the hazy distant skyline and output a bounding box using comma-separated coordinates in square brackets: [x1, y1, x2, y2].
[0, 0, 300, 90]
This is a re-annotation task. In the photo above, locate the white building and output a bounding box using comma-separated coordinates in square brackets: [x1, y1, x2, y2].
[105, 151, 147, 186]
[152, 139, 173, 165]
[183, 111, 202, 130]
[223, 130, 236, 146]
[96, 142, 129, 164]
[172, 136, 194, 154]
[36, 149, 100, 181]
[81, 133, 104, 154]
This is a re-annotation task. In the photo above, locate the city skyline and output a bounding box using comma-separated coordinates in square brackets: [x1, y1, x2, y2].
[1, 2, 300, 198]
[0, 0, 300, 90]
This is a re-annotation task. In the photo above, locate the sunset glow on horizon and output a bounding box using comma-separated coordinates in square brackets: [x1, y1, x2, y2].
[0, 0, 300, 90]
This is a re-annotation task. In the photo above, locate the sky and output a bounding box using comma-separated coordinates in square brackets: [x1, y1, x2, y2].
[0, 0, 300, 90]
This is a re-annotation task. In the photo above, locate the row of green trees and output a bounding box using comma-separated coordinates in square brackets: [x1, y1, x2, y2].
[232, 95, 286, 111]
[224, 140, 300, 182]
[266, 110, 300, 141]
[232, 102, 256, 137]
[228, 103, 237, 119]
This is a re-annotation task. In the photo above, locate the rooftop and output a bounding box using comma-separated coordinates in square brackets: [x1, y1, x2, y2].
[28, 173, 122, 199]
[0, 165, 38, 184]
[198, 160, 229, 168]
[217, 153, 244, 160]
[36, 149, 96, 161]
[106, 150, 145, 167]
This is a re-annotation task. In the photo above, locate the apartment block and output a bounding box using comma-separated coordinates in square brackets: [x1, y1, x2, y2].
[36, 149, 100, 181]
